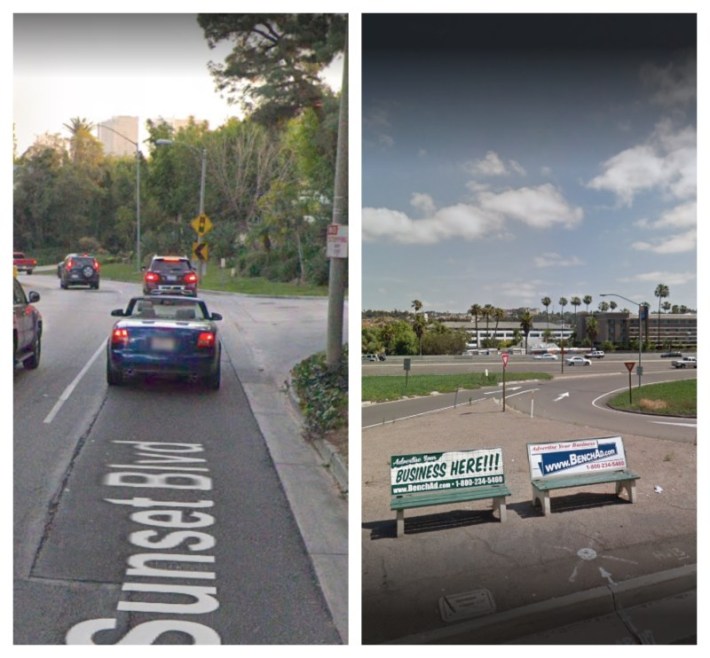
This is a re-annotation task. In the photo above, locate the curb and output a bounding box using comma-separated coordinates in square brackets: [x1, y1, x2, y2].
[387, 564, 696, 644]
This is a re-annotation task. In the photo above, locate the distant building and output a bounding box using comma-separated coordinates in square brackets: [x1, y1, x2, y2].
[97, 116, 139, 156]
[576, 311, 697, 349]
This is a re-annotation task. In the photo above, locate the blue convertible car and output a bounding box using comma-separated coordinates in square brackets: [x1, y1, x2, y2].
[107, 296, 222, 389]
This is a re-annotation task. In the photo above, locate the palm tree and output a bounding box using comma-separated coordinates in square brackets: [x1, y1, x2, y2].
[541, 296, 552, 328]
[598, 301, 610, 312]
[493, 307, 505, 347]
[585, 316, 599, 345]
[411, 299, 423, 315]
[609, 301, 617, 311]
[469, 303, 482, 349]
[519, 309, 534, 354]
[482, 304, 494, 348]
[654, 283, 670, 347]
[583, 295, 593, 313]
[558, 297, 568, 338]
[570, 296, 581, 345]
[412, 314, 427, 356]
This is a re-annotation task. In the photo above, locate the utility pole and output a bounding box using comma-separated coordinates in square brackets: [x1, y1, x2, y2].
[326, 34, 348, 370]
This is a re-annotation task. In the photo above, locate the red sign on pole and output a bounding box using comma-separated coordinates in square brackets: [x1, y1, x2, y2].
[502, 353, 509, 368]
[624, 361, 636, 373]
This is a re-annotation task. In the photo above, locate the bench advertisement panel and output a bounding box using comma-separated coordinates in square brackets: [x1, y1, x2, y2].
[391, 448, 504, 496]
[528, 436, 628, 480]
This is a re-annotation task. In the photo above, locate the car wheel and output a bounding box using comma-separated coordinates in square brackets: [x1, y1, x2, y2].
[206, 358, 221, 390]
[107, 359, 123, 385]
[24, 333, 41, 370]
[93, 281, 100, 290]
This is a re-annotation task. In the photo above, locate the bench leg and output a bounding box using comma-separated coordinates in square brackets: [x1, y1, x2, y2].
[616, 480, 637, 503]
[532, 485, 551, 515]
[493, 497, 507, 522]
[396, 509, 404, 537]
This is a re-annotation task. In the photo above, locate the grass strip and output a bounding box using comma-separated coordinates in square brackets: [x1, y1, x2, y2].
[607, 378, 696, 417]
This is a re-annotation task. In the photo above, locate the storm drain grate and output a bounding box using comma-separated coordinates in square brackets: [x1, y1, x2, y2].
[439, 588, 496, 623]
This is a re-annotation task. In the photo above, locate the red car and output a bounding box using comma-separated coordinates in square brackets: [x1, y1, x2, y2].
[143, 255, 198, 297]
[13, 277, 42, 369]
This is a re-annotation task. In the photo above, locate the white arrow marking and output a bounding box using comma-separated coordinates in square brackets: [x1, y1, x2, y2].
[554, 392, 570, 402]
[599, 567, 616, 586]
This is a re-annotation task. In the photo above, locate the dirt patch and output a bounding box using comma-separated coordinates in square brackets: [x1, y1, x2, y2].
[639, 398, 669, 411]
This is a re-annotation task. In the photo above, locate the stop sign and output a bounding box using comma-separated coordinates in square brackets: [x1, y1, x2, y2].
[502, 352, 509, 367]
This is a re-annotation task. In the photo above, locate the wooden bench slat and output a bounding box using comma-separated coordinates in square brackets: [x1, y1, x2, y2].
[532, 469, 639, 492]
[391, 485, 511, 510]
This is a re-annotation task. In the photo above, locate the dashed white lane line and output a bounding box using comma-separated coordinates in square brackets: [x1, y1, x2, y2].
[43, 341, 106, 424]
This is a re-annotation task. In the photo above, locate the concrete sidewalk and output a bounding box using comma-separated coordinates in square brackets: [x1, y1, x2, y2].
[362, 397, 697, 644]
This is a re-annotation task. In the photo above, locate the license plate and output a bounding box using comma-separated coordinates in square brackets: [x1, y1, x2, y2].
[151, 336, 176, 351]
[167, 275, 177, 281]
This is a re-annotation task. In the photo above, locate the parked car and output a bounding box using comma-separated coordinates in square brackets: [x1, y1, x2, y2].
[13, 251, 37, 274]
[363, 353, 386, 362]
[58, 253, 101, 289]
[106, 295, 222, 388]
[671, 356, 697, 369]
[534, 353, 558, 361]
[143, 255, 198, 297]
[660, 351, 683, 358]
[584, 350, 605, 359]
[13, 277, 42, 369]
[566, 356, 591, 366]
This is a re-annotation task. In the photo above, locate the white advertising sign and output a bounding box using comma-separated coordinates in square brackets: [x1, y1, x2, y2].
[527, 436, 628, 480]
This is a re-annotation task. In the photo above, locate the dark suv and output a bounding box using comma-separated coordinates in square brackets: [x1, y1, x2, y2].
[58, 253, 101, 289]
[14, 277, 42, 369]
[143, 256, 198, 297]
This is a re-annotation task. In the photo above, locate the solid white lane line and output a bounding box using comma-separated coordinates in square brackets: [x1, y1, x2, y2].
[43, 341, 106, 424]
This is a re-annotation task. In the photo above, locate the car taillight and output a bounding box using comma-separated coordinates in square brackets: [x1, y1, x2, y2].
[66, 259, 74, 269]
[197, 331, 215, 349]
[94, 259, 100, 271]
[144, 272, 160, 283]
[112, 328, 129, 346]
[185, 272, 198, 284]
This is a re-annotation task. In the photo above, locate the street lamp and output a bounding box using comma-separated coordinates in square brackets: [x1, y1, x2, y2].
[600, 293, 644, 388]
[155, 139, 208, 275]
[97, 124, 142, 271]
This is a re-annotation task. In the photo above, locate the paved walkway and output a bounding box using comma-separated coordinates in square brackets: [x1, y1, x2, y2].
[362, 397, 696, 644]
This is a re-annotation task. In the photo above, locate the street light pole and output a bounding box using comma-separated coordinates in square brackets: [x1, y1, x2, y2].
[97, 123, 142, 271]
[155, 140, 208, 276]
[601, 293, 643, 388]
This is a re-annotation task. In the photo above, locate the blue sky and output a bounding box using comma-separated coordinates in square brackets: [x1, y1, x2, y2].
[362, 13, 698, 314]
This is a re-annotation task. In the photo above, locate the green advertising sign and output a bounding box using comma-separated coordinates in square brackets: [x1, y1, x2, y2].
[390, 448, 505, 496]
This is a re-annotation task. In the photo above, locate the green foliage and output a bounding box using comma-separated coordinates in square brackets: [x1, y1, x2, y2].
[291, 346, 348, 437]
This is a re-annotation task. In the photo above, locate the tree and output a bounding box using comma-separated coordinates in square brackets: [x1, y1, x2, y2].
[541, 296, 551, 328]
[198, 14, 347, 125]
[411, 299, 423, 314]
[469, 303, 482, 349]
[558, 297, 568, 327]
[482, 304, 494, 347]
[519, 309, 534, 354]
[598, 301, 610, 312]
[412, 312, 427, 356]
[492, 307, 505, 347]
[654, 283, 670, 347]
[570, 296, 581, 341]
[585, 316, 599, 345]
[583, 295, 593, 313]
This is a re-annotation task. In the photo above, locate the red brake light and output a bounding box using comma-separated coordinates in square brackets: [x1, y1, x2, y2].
[185, 272, 197, 284]
[94, 259, 100, 271]
[197, 331, 215, 349]
[66, 259, 74, 269]
[112, 328, 129, 346]
[145, 272, 160, 283]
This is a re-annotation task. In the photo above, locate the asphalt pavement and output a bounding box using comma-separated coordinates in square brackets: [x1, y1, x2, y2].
[361, 396, 697, 644]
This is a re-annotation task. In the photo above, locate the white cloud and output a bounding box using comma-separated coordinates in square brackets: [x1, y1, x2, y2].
[363, 183, 583, 244]
[464, 151, 527, 177]
[478, 184, 583, 229]
[410, 193, 436, 217]
[631, 229, 696, 254]
[534, 252, 584, 268]
[624, 270, 696, 286]
[586, 120, 696, 206]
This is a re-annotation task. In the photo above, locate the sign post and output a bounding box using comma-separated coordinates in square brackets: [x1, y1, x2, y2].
[624, 361, 636, 404]
[403, 357, 411, 393]
[191, 213, 213, 275]
[501, 352, 509, 412]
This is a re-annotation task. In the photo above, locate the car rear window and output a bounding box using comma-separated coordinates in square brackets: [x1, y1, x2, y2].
[151, 259, 191, 272]
[132, 299, 205, 320]
[71, 257, 96, 267]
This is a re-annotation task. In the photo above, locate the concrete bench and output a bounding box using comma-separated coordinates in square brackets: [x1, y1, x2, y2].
[389, 447, 511, 537]
[391, 484, 512, 537]
[527, 437, 640, 516]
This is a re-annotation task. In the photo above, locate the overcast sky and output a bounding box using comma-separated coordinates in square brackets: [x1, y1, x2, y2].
[12, 12, 343, 154]
[362, 13, 698, 313]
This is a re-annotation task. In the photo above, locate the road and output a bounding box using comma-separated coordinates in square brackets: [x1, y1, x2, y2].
[362, 355, 696, 443]
[13, 273, 347, 645]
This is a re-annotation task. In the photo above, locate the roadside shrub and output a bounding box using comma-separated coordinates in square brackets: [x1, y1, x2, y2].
[291, 346, 348, 438]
